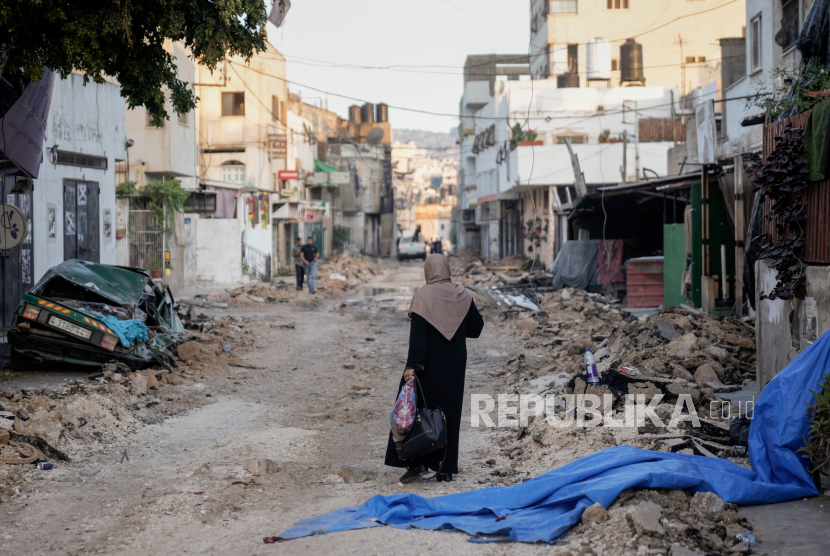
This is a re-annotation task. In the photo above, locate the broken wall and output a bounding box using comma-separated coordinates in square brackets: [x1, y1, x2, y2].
[756, 260, 830, 389]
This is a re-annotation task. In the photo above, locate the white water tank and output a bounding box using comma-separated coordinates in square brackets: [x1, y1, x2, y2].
[586, 38, 612, 81]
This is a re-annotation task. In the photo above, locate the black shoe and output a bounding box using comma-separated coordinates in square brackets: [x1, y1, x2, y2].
[399, 466, 425, 484]
[436, 473, 453, 482]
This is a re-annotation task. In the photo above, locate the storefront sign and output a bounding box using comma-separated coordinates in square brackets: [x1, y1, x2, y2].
[269, 134, 288, 158]
[278, 170, 299, 180]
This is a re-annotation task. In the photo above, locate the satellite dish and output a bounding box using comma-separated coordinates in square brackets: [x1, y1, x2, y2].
[366, 127, 385, 146]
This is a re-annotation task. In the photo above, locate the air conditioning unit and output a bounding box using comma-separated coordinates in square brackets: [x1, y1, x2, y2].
[461, 209, 475, 224]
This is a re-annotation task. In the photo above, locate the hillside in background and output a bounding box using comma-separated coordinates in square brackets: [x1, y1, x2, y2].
[394, 129, 457, 151]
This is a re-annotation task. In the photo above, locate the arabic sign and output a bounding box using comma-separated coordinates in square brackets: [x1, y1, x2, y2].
[0, 204, 29, 250]
[269, 134, 287, 158]
[279, 170, 299, 180]
[0, 68, 55, 178]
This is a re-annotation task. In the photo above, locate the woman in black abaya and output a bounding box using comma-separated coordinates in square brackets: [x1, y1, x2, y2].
[385, 254, 484, 482]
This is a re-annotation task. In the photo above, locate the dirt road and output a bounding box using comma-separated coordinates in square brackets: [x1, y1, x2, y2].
[0, 261, 558, 556]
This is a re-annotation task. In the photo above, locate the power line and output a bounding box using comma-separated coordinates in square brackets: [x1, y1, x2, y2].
[282, 53, 748, 77]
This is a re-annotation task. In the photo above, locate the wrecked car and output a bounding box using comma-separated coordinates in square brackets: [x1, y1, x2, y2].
[8, 259, 184, 370]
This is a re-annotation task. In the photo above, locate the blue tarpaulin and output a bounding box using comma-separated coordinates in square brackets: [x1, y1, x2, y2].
[102, 316, 149, 349]
[281, 329, 826, 543]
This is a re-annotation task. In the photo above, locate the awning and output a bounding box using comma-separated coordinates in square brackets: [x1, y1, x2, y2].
[595, 172, 700, 193]
[314, 159, 340, 173]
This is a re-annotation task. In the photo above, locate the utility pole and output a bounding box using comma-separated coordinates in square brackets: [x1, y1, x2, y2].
[674, 34, 689, 125]
[621, 129, 628, 183]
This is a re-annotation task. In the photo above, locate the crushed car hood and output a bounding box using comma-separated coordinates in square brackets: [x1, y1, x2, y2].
[32, 259, 151, 307]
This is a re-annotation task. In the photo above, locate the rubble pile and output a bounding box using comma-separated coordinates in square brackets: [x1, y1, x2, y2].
[317, 254, 382, 288]
[550, 489, 755, 556]
[469, 283, 758, 495]
[0, 307, 270, 479]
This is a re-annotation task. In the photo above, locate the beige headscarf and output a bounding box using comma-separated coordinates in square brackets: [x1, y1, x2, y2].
[409, 254, 473, 340]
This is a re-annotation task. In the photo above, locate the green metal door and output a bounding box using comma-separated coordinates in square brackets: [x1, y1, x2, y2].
[311, 222, 323, 258]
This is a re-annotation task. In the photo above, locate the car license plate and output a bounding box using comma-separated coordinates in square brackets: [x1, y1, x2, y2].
[48, 315, 92, 340]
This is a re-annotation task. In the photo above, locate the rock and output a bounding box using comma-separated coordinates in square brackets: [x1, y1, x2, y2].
[130, 373, 149, 396]
[135, 410, 149, 420]
[177, 341, 204, 362]
[667, 383, 701, 404]
[145, 373, 160, 389]
[516, 319, 538, 331]
[27, 398, 49, 413]
[581, 502, 609, 525]
[655, 319, 681, 341]
[724, 334, 754, 350]
[722, 510, 739, 525]
[628, 501, 665, 536]
[247, 459, 281, 476]
[0, 430, 8, 444]
[669, 544, 701, 556]
[708, 346, 729, 359]
[192, 464, 210, 476]
[21, 387, 39, 397]
[731, 540, 750, 553]
[704, 380, 740, 393]
[15, 409, 29, 421]
[671, 364, 695, 381]
[0, 418, 12, 431]
[677, 448, 694, 455]
[694, 363, 719, 384]
[80, 469, 100, 477]
[593, 347, 609, 361]
[667, 333, 699, 357]
[343, 363, 355, 369]
[327, 464, 376, 483]
[167, 376, 184, 385]
[1, 390, 14, 399]
[13, 417, 22, 432]
[689, 491, 724, 521]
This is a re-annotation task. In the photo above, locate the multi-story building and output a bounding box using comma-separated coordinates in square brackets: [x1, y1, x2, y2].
[530, 0, 745, 93]
[457, 54, 531, 255]
[195, 42, 298, 275]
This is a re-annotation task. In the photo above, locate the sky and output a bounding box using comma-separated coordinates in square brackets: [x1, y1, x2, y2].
[266, 0, 530, 134]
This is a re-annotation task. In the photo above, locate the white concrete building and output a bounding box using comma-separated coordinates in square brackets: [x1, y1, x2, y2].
[34, 74, 126, 277]
[464, 77, 677, 265]
[195, 42, 292, 269]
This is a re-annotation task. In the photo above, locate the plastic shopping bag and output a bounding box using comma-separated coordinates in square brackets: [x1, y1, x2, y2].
[390, 378, 418, 441]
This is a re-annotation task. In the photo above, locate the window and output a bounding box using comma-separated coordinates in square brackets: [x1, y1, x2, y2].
[221, 92, 245, 116]
[550, 0, 577, 14]
[556, 135, 585, 144]
[685, 56, 706, 63]
[178, 111, 188, 126]
[611, 59, 618, 71]
[55, 150, 107, 170]
[310, 188, 322, 201]
[271, 95, 280, 122]
[750, 15, 762, 71]
[775, 0, 799, 51]
[183, 192, 217, 215]
[146, 110, 162, 128]
[606, 0, 628, 9]
[221, 161, 245, 184]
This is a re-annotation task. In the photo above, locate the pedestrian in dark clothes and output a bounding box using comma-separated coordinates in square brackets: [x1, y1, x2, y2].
[385, 254, 484, 483]
[292, 237, 305, 290]
[300, 237, 318, 294]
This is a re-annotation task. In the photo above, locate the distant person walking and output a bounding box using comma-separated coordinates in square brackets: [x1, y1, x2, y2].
[292, 237, 305, 291]
[300, 237, 319, 294]
[385, 254, 484, 483]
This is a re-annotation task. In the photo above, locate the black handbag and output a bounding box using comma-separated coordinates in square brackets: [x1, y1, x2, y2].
[395, 376, 447, 479]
